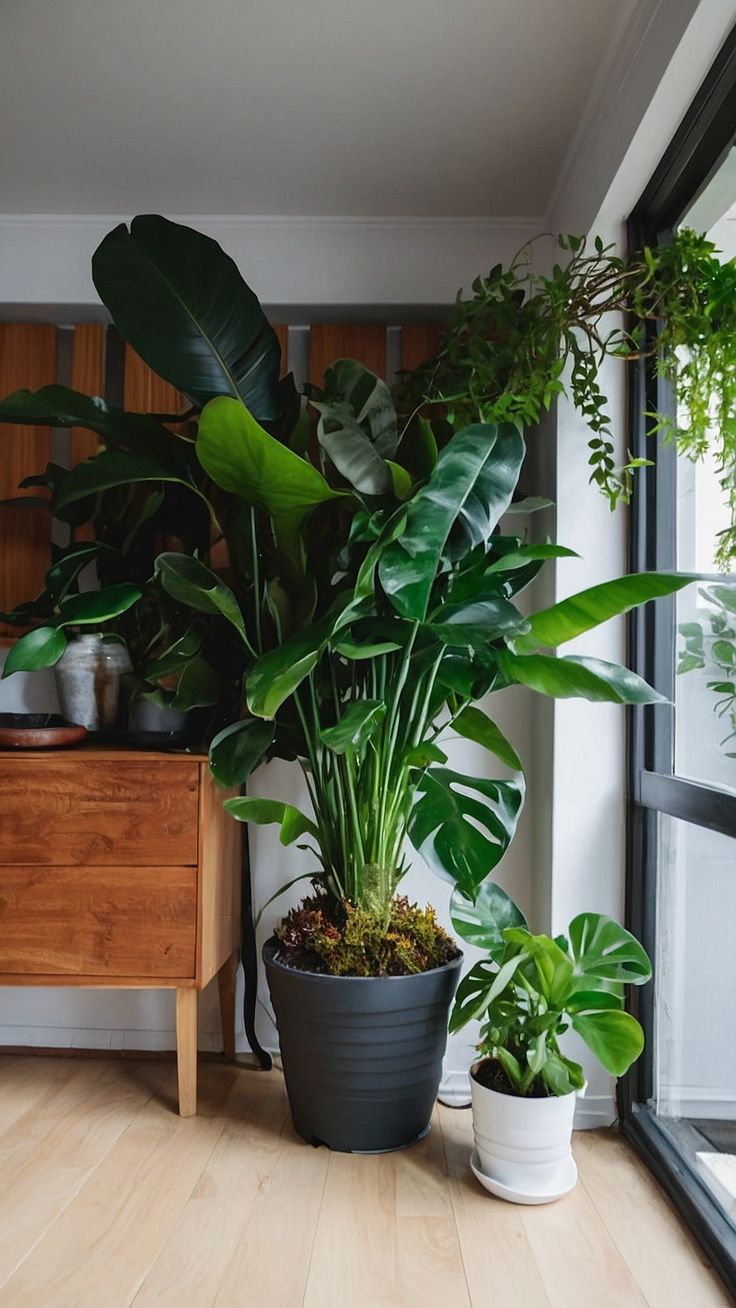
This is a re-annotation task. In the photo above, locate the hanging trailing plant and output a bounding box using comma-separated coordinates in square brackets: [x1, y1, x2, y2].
[397, 228, 736, 566]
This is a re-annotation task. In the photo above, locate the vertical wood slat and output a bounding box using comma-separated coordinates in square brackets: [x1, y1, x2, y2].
[124, 346, 183, 417]
[274, 325, 288, 377]
[309, 325, 387, 388]
[400, 324, 444, 374]
[70, 325, 106, 468]
[0, 325, 58, 636]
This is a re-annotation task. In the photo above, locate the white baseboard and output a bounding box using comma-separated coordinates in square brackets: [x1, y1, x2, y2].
[438, 1067, 472, 1108]
[574, 1094, 617, 1129]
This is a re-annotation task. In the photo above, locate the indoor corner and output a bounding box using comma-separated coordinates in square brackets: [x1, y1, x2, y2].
[0, 2, 735, 1305]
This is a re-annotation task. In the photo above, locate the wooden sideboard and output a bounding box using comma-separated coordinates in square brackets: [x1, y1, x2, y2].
[0, 747, 241, 1116]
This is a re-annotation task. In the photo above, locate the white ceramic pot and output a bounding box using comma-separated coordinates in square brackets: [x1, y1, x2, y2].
[54, 633, 132, 732]
[470, 1059, 579, 1201]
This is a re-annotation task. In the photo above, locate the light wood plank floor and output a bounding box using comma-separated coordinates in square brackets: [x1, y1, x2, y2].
[0, 1054, 730, 1307]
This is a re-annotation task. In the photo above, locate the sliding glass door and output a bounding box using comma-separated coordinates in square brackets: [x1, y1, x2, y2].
[623, 29, 736, 1296]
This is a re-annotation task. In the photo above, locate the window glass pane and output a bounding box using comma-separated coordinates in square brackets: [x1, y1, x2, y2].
[675, 160, 736, 793]
[653, 814, 736, 1227]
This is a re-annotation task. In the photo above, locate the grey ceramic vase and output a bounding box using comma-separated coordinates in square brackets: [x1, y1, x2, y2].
[54, 633, 132, 732]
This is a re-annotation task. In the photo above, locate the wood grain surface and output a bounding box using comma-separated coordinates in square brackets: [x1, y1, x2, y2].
[0, 758, 199, 866]
[0, 324, 58, 634]
[0, 1059, 727, 1307]
[0, 865, 196, 977]
[308, 324, 387, 387]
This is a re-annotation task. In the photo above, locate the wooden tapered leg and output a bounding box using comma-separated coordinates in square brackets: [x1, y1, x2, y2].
[217, 948, 239, 1061]
[176, 987, 198, 1117]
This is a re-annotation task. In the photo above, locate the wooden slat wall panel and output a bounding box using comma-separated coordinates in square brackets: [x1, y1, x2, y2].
[70, 325, 105, 468]
[0, 325, 58, 636]
[274, 324, 288, 377]
[124, 345, 183, 416]
[309, 325, 387, 387]
[400, 323, 443, 373]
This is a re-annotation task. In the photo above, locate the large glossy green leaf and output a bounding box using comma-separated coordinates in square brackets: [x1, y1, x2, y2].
[320, 700, 387, 754]
[153, 553, 248, 647]
[209, 719, 275, 788]
[315, 412, 391, 494]
[408, 767, 525, 900]
[568, 913, 652, 985]
[497, 650, 668, 704]
[1, 625, 67, 677]
[0, 385, 191, 473]
[513, 572, 696, 653]
[312, 360, 398, 494]
[197, 397, 345, 560]
[429, 596, 527, 647]
[170, 655, 225, 709]
[485, 543, 579, 573]
[53, 450, 193, 517]
[247, 604, 349, 719]
[450, 879, 527, 952]
[315, 360, 398, 456]
[223, 796, 319, 846]
[452, 705, 523, 772]
[571, 1009, 645, 1076]
[379, 424, 524, 620]
[92, 215, 281, 418]
[56, 584, 141, 626]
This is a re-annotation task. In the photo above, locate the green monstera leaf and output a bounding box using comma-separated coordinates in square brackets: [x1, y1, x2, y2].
[408, 767, 525, 900]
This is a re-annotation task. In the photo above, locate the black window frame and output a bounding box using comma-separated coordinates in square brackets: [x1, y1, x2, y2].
[621, 25, 736, 1297]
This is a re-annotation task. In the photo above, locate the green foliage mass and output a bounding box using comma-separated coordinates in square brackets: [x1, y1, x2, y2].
[399, 229, 736, 566]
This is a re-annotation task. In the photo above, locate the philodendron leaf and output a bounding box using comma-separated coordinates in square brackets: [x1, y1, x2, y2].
[247, 602, 351, 719]
[209, 719, 275, 788]
[0, 385, 192, 473]
[56, 583, 142, 627]
[571, 1009, 645, 1077]
[2, 625, 68, 677]
[1, 582, 141, 676]
[497, 650, 668, 705]
[153, 553, 249, 648]
[485, 543, 579, 573]
[53, 449, 194, 517]
[452, 706, 523, 773]
[320, 700, 386, 755]
[197, 397, 346, 561]
[450, 878, 527, 952]
[429, 596, 528, 647]
[315, 412, 391, 494]
[224, 796, 319, 846]
[92, 215, 282, 418]
[408, 767, 525, 900]
[568, 913, 652, 984]
[316, 360, 399, 457]
[379, 423, 525, 620]
[513, 572, 697, 654]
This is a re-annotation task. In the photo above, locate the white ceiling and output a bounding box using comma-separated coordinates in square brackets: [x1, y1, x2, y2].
[1, 0, 631, 218]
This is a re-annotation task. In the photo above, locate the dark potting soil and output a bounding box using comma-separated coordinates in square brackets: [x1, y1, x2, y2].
[471, 1058, 550, 1099]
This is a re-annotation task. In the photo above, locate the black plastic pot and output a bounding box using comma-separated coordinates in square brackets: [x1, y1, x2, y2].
[263, 938, 462, 1153]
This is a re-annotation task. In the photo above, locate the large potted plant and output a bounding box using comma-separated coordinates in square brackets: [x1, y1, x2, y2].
[449, 881, 651, 1202]
[0, 215, 730, 1151]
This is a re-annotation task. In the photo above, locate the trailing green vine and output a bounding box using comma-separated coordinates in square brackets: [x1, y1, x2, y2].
[397, 229, 736, 566]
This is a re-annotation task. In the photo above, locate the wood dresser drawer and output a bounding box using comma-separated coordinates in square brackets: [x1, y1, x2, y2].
[0, 759, 199, 865]
[0, 865, 197, 977]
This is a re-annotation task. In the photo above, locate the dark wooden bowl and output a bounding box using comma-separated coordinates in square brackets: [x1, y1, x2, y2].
[0, 713, 89, 749]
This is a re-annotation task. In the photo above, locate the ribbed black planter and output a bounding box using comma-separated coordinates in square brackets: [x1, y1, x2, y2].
[263, 939, 462, 1153]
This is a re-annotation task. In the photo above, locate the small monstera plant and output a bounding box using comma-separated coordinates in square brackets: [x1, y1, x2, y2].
[450, 882, 652, 1096]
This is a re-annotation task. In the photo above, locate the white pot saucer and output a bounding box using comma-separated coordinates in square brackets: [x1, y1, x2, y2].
[469, 1149, 578, 1205]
